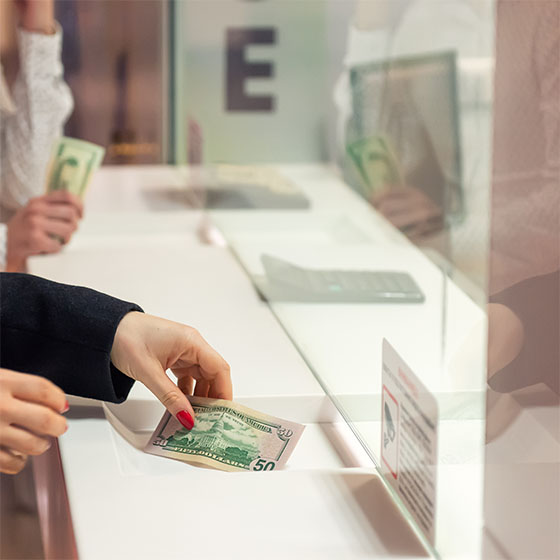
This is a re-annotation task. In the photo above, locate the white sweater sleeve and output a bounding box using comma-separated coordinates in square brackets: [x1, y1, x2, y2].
[0, 24, 73, 218]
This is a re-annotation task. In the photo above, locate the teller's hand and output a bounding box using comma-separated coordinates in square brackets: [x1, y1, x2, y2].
[0, 368, 68, 474]
[111, 312, 232, 431]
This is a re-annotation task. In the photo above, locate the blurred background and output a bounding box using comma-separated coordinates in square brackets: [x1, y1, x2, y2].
[2, 0, 492, 296]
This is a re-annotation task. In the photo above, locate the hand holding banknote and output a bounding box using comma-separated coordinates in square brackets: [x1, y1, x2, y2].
[111, 314, 305, 473]
[5, 190, 83, 272]
[111, 312, 232, 431]
[5, 137, 104, 271]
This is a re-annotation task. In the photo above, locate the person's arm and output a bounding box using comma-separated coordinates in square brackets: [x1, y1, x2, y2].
[0, 273, 140, 402]
[0, 273, 232, 425]
[0, 0, 74, 214]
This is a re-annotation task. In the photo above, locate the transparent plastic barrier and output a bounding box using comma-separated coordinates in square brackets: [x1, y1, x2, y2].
[172, 1, 495, 557]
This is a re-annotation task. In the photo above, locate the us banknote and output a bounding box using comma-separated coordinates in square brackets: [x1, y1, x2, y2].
[347, 135, 402, 197]
[46, 137, 105, 198]
[145, 397, 305, 472]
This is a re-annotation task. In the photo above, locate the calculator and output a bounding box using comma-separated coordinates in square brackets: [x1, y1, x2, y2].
[259, 254, 425, 303]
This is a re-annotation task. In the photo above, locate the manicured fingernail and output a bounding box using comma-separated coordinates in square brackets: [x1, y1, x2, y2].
[176, 410, 194, 430]
[61, 401, 70, 414]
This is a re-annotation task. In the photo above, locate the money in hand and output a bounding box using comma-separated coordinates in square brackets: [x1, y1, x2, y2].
[145, 397, 305, 472]
[45, 137, 105, 198]
[347, 135, 402, 197]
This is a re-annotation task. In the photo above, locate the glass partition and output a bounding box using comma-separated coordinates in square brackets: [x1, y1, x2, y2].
[172, 1, 495, 557]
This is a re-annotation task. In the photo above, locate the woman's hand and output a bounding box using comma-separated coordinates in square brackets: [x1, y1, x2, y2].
[14, 0, 55, 35]
[0, 368, 68, 474]
[371, 186, 444, 240]
[6, 190, 83, 272]
[111, 313, 232, 431]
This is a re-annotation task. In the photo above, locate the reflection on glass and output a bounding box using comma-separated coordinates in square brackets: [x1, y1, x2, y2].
[346, 52, 462, 233]
[334, 0, 494, 293]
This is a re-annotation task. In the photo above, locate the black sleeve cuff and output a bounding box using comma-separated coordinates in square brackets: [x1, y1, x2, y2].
[1, 273, 143, 403]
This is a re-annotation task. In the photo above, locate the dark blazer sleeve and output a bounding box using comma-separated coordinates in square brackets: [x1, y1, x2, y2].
[0, 273, 143, 403]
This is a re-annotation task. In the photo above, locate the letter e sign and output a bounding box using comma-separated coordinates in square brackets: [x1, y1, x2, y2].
[225, 27, 276, 112]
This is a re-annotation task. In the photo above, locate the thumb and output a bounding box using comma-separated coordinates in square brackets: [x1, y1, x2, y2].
[140, 365, 196, 430]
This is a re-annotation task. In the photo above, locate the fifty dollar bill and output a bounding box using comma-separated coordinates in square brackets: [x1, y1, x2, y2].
[145, 397, 305, 472]
[46, 137, 105, 198]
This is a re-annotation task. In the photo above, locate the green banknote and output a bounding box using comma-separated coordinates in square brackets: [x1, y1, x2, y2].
[347, 135, 402, 197]
[45, 137, 105, 198]
[145, 397, 305, 472]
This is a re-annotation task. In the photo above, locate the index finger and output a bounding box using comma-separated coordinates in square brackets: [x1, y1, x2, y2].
[11, 373, 67, 414]
[45, 190, 84, 218]
[137, 358, 197, 428]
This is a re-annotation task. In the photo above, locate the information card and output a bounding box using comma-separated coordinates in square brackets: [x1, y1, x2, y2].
[380, 339, 439, 545]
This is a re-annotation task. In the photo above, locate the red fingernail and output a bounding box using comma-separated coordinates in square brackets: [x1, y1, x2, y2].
[61, 401, 70, 414]
[176, 410, 194, 430]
